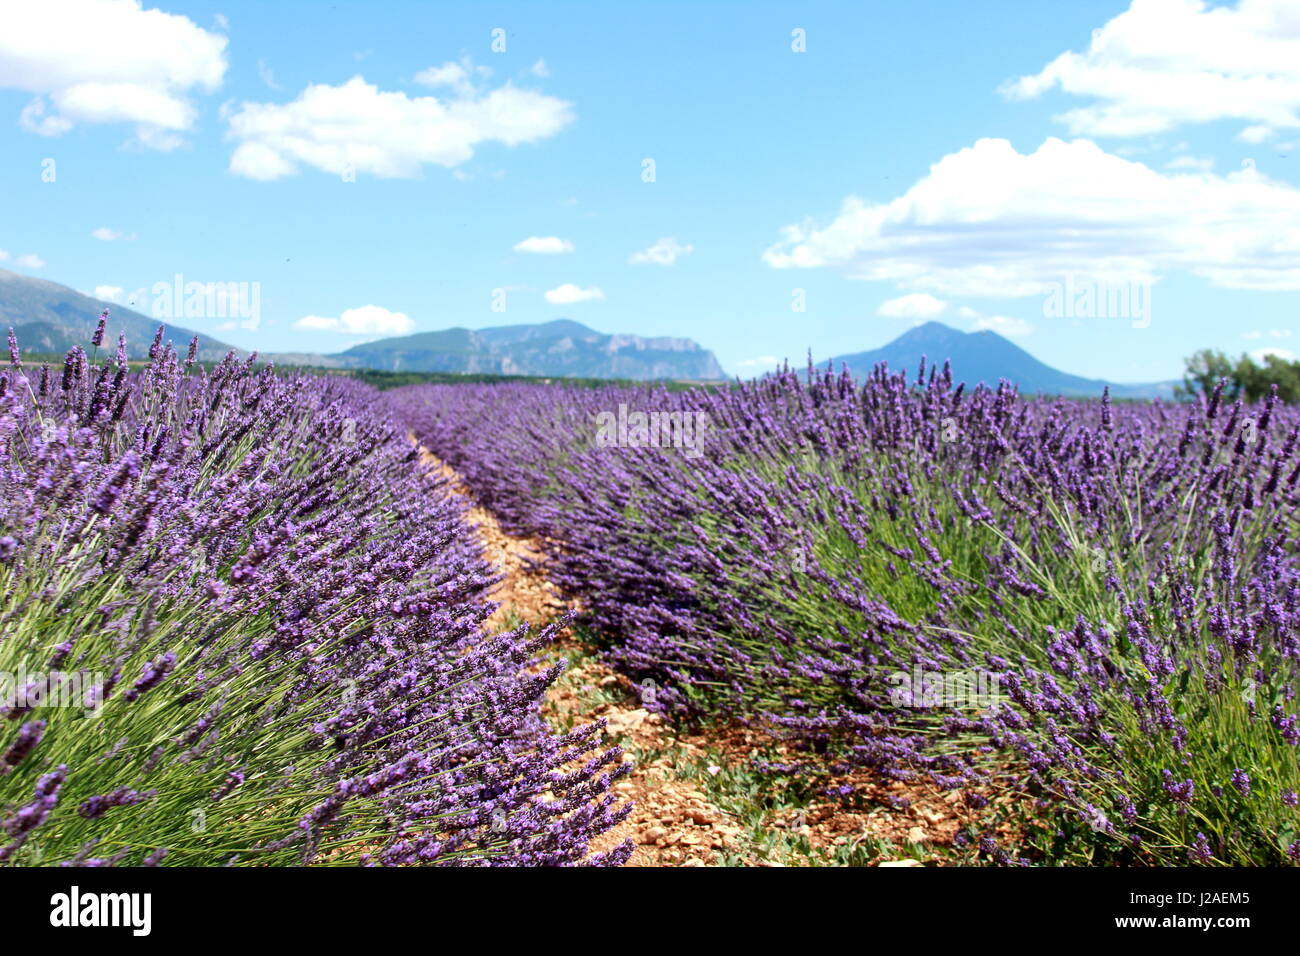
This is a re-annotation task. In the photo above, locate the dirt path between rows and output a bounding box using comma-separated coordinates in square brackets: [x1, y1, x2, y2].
[419, 447, 752, 864]
[418, 446, 991, 866]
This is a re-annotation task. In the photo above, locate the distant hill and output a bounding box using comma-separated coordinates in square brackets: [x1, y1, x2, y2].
[827, 322, 1176, 399]
[302, 319, 727, 381]
[0, 269, 1183, 395]
[0, 269, 235, 361]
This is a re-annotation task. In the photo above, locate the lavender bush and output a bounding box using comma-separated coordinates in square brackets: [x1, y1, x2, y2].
[0, 321, 630, 866]
[391, 362, 1300, 865]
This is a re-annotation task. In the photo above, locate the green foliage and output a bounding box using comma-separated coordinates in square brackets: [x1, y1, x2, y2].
[1180, 348, 1300, 402]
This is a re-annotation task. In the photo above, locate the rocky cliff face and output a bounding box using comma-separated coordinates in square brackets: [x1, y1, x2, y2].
[331, 319, 726, 380]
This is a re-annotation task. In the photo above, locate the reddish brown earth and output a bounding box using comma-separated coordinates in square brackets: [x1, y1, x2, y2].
[418, 446, 997, 866]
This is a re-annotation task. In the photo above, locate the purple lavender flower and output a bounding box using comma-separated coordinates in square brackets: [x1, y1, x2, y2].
[1, 721, 45, 770]
[210, 770, 244, 801]
[1231, 769, 1251, 798]
[78, 788, 155, 819]
[122, 652, 177, 701]
[1190, 832, 1213, 863]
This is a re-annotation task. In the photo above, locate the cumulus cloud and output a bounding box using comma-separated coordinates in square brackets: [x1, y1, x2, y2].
[91, 226, 135, 241]
[514, 236, 574, 254]
[1002, 0, 1300, 140]
[14, 254, 45, 269]
[544, 283, 604, 305]
[629, 237, 693, 265]
[763, 137, 1300, 297]
[970, 313, 1035, 338]
[1238, 125, 1277, 144]
[1252, 346, 1296, 361]
[0, 0, 227, 147]
[413, 59, 488, 95]
[294, 305, 414, 335]
[734, 355, 781, 370]
[227, 70, 572, 180]
[94, 285, 125, 302]
[877, 293, 947, 318]
[1165, 154, 1215, 172]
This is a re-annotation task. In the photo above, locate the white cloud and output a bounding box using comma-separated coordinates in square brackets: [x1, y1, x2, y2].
[530, 59, 551, 78]
[91, 284, 146, 307]
[1002, 0, 1300, 140]
[91, 226, 135, 241]
[0, 250, 8, 261]
[18, 98, 72, 136]
[877, 293, 947, 318]
[414, 59, 486, 95]
[294, 305, 414, 335]
[257, 59, 280, 91]
[1252, 346, 1296, 361]
[1165, 154, 1215, 172]
[0, 0, 228, 147]
[1238, 124, 1276, 144]
[1242, 328, 1292, 339]
[970, 314, 1035, 338]
[629, 237, 693, 265]
[544, 283, 604, 305]
[226, 73, 572, 180]
[14, 254, 45, 269]
[216, 318, 259, 332]
[514, 236, 574, 254]
[763, 137, 1300, 296]
[734, 355, 781, 369]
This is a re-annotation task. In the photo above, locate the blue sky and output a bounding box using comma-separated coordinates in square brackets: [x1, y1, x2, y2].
[2, 0, 1299, 382]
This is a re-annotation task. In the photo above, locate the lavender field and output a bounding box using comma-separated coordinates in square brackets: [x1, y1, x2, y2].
[391, 361, 1300, 866]
[10, 0, 1300, 938]
[5, 320, 1299, 868]
[0, 322, 631, 866]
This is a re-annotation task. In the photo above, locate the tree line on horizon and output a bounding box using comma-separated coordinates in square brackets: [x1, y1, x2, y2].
[1180, 348, 1300, 403]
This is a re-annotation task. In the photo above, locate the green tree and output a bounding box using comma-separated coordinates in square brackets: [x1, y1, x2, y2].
[1179, 349, 1239, 400]
[1180, 349, 1300, 403]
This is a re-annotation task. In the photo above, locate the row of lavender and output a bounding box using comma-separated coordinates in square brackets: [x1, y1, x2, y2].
[390, 363, 1300, 865]
[0, 322, 630, 866]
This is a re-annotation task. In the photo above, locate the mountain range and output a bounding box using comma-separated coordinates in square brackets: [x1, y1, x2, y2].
[0, 269, 233, 361]
[315, 319, 728, 380]
[1, 268, 1177, 394]
[826, 322, 1177, 399]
